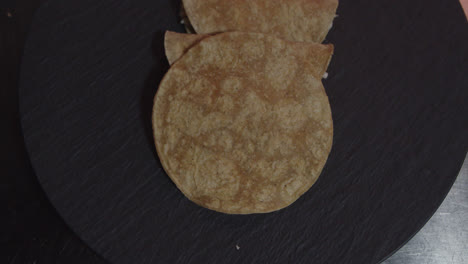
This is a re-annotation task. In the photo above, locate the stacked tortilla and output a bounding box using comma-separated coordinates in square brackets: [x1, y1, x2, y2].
[153, 0, 338, 214]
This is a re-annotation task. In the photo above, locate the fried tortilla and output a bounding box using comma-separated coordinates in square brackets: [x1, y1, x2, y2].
[153, 32, 333, 214]
[164, 31, 334, 79]
[164, 31, 210, 65]
[182, 0, 338, 43]
[179, 3, 195, 33]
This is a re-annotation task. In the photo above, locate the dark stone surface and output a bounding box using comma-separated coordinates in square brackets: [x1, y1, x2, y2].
[18, 0, 468, 263]
[1, 2, 104, 264]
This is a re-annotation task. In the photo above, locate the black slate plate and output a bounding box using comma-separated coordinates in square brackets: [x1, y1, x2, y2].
[19, 0, 468, 263]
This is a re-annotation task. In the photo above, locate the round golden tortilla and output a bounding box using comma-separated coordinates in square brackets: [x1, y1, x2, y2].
[153, 32, 333, 214]
[182, 0, 338, 43]
[164, 31, 334, 80]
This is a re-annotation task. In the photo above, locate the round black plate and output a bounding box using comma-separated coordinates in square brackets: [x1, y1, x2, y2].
[20, 0, 468, 263]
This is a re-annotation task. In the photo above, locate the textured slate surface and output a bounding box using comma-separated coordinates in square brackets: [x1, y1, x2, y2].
[19, 0, 468, 263]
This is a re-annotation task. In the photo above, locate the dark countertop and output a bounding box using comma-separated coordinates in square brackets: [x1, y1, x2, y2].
[2, 2, 467, 264]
